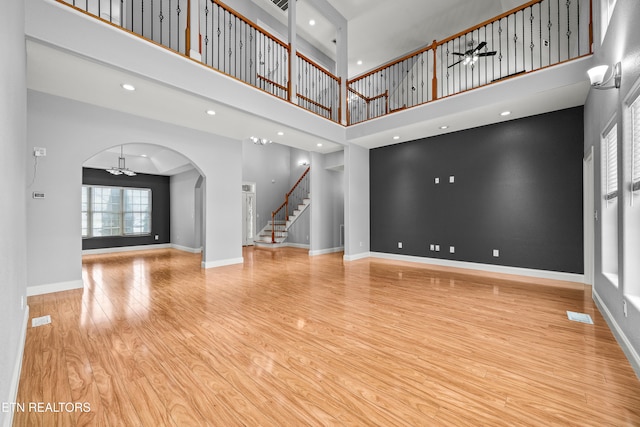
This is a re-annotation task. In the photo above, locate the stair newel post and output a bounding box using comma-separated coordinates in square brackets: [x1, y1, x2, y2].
[271, 211, 276, 243]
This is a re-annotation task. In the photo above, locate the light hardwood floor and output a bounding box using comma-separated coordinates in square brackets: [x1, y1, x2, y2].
[15, 247, 640, 426]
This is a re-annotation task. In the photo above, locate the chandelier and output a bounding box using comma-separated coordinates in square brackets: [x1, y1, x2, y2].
[106, 145, 137, 176]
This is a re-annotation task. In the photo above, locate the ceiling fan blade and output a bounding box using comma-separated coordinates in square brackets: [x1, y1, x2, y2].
[477, 51, 497, 57]
[473, 41, 487, 52]
[448, 59, 464, 68]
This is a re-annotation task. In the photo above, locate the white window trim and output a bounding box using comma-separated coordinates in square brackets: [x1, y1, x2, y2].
[82, 185, 152, 238]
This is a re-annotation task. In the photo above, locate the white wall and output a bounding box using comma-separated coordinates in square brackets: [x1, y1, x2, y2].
[309, 151, 344, 254]
[242, 140, 292, 231]
[0, 0, 28, 424]
[344, 143, 370, 260]
[585, 0, 640, 376]
[27, 90, 243, 292]
[170, 168, 202, 251]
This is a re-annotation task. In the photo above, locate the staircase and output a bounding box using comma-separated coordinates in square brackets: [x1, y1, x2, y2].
[255, 167, 310, 247]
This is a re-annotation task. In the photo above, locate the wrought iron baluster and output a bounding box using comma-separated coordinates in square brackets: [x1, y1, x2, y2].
[557, 0, 561, 62]
[566, 0, 571, 60]
[177, 0, 181, 53]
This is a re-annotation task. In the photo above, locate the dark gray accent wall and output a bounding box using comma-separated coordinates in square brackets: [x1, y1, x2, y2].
[82, 168, 171, 250]
[370, 106, 584, 274]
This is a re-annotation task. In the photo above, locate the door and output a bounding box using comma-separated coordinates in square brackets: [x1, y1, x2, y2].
[242, 192, 256, 246]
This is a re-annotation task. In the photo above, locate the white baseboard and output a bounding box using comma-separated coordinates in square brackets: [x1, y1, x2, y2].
[82, 243, 171, 255]
[27, 279, 84, 296]
[343, 251, 372, 262]
[4, 306, 29, 427]
[369, 252, 584, 284]
[309, 246, 344, 256]
[171, 244, 202, 254]
[592, 288, 640, 379]
[201, 257, 244, 269]
[286, 243, 310, 249]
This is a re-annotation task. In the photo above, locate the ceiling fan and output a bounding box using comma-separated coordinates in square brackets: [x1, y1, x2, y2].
[448, 41, 497, 68]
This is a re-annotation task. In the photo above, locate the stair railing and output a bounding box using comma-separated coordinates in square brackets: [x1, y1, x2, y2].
[271, 166, 310, 243]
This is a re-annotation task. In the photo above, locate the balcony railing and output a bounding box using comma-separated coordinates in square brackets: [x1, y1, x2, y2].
[60, 0, 189, 55]
[347, 0, 592, 125]
[203, 0, 290, 100]
[55, 0, 591, 127]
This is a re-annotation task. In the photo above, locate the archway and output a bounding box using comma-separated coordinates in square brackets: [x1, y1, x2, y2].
[82, 143, 206, 260]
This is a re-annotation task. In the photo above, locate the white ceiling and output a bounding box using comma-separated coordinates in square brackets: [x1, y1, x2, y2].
[83, 144, 195, 175]
[268, 0, 530, 77]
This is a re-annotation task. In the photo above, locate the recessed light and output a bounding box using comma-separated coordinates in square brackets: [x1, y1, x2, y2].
[317, 143, 323, 147]
[500, 111, 511, 116]
[121, 83, 135, 91]
[309, 19, 316, 26]
[206, 109, 216, 116]
[440, 125, 449, 130]
[141, 154, 148, 158]
[357, 60, 363, 65]
[277, 131, 284, 136]
[393, 136, 400, 140]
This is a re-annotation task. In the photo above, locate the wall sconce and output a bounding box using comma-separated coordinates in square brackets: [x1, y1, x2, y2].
[588, 62, 621, 90]
[299, 161, 310, 166]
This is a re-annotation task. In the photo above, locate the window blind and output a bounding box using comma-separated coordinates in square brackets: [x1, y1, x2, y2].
[602, 124, 618, 200]
[632, 99, 640, 191]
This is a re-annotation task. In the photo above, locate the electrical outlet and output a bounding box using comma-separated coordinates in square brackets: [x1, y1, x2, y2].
[493, 249, 500, 257]
[398, 242, 403, 249]
[623, 300, 628, 317]
[449, 176, 455, 183]
[32, 192, 45, 199]
[435, 245, 440, 252]
[33, 147, 47, 157]
[155, 235, 159, 241]
[430, 244, 435, 251]
[450, 246, 455, 253]
[434, 177, 440, 184]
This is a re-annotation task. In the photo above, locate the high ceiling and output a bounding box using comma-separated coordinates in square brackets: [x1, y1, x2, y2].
[266, 0, 530, 77]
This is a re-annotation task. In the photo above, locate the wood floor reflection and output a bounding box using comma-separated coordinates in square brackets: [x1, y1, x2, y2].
[16, 247, 640, 426]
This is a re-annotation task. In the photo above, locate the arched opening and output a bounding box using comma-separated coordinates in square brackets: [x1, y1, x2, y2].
[82, 143, 206, 261]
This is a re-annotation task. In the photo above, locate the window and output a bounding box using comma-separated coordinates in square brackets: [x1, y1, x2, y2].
[601, 122, 618, 283]
[601, 0, 617, 42]
[602, 124, 618, 201]
[82, 185, 151, 238]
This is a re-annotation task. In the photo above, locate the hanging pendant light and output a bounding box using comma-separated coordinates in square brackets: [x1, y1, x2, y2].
[106, 145, 136, 176]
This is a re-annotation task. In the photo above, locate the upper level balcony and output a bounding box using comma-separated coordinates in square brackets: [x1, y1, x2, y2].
[25, 0, 594, 149]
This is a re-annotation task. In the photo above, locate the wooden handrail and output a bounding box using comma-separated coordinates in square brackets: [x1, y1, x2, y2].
[287, 167, 311, 198]
[257, 74, 289, 93]
[348, 45, 435, 84]
[297, 93, 331, 114]
[271, 167, 310, 243]
[212, 0, 290, 50]
[296, 52, 341, 83]
[436, 0, 544, 47]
